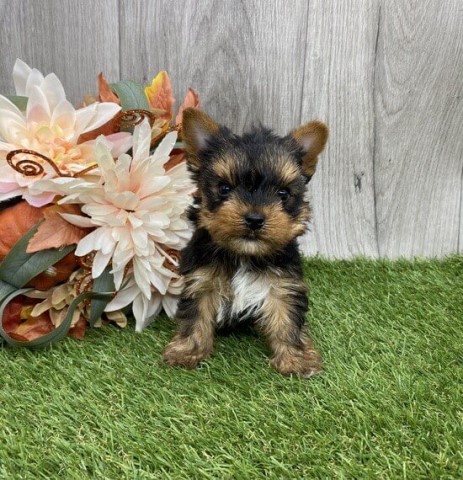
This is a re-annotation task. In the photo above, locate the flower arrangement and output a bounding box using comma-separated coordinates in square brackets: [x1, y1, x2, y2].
[0, 60, 199, 347]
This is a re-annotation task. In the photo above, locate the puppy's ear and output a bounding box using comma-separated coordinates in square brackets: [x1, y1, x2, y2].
[181, 108, 220, 167]
[291, 121, 328, 178]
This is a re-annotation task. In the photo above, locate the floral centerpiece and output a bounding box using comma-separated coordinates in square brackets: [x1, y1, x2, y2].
[0, 60, 199, 347]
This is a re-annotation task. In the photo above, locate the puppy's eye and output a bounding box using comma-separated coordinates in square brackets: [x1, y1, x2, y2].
[218, 182, 232, 197]
[278, 188, 290, 202]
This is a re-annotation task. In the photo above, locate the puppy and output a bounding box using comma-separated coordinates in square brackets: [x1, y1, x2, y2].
[163, 108, 328, 377]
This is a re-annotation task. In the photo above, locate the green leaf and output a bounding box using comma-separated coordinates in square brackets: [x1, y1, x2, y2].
[110, 80, 149, 111]
[89, 267, 115, 327]
[7, 95, 28, 111]
[0, 290, 112, 348]
[0, 280, 18, 306]
[0, 224, 74, 289]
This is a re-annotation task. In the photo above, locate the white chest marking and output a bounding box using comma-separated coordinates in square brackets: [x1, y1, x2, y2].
[226, 265, 271, 321]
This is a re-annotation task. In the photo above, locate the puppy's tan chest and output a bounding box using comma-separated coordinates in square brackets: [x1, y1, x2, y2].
[217, 265, 271, 324]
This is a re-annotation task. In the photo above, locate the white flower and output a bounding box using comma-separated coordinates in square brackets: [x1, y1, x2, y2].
[40, 119, 195, 330]
[0, 59, 131, 206]
[104, 273, 184, 332]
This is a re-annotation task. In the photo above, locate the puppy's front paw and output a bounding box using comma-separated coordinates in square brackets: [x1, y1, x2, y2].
[271, 345, 323, 378]
[162, 336, 212, 369]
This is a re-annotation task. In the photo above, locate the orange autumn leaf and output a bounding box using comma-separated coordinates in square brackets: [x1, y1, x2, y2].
[78, 73, 120, 141]
[12, 313, 54, 341]
[3, 298, 54, 342]
[68, 315, 87, 340]
[0, 202, 79, 290]
[2, 295, 87, 342]
[27, 252, 79, 291]
[2, 297, 24, 333]
[0, 201, 44, 261]
[175, 88, 201, 125]
[27, 205, 89, 253]
[78, 116, 120, 142]
[145, 71, 175, 121]
[98, 72, 120, 104]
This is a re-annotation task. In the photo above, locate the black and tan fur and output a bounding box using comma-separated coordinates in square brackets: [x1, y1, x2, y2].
[163, 108, 328, 377]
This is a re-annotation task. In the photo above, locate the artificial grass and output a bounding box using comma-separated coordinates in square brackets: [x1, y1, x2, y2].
[0, 257, 462, 479]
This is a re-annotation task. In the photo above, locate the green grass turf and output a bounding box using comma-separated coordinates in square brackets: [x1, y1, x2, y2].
[0, 257, 462, 479]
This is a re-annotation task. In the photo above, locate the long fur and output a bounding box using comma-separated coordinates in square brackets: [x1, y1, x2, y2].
[163, 109, 328, 377]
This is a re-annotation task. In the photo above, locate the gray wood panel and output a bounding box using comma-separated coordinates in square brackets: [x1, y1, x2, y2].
[0, 0, 119, 104]
[374, 0, 463, 258]
[460, 187, 463, 254]
[298, 0, 380, 258]
[0, 0, 461, 258]
[460, 171, 463, 254]
[119, 0, 309, 134]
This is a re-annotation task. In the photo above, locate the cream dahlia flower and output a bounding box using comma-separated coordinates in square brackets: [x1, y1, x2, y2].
[104, 272, 184, 331]
[0, 59, 131, 206]
[37, 119, 195, 331]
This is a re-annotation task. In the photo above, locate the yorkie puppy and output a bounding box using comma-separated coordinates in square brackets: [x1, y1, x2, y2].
[163, 108, 328, 377]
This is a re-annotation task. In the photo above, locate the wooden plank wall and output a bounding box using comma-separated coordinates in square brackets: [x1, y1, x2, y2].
[0, 0, 462, 258]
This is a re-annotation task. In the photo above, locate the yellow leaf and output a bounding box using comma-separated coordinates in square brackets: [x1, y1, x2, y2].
[145, 71, 175, 121]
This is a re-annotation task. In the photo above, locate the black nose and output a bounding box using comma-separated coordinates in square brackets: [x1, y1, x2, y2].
[244, 212, 265, 230]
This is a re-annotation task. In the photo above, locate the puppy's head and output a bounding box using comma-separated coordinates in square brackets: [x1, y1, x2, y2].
[182, 108, 328, 257]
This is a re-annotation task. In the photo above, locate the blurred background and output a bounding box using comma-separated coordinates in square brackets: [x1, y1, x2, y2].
[0, 0, 461, 258]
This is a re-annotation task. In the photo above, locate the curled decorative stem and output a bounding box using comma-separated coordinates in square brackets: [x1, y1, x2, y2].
[156, 244, 181, 273]
[73, 164, 98, 177]
[6, 149, 72, 177]
[151, 124, 180, 146]
[7, 150, 101, 179]
[115, 109, 156, 129]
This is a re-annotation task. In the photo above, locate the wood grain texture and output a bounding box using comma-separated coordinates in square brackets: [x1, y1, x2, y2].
[460, 174, 463, 253]
[119, 0, 309, 135]
[374, 0, 463, 258]
[0, 0, 119, 104]
[0, 0, 461, 258]
[298, 0, 380, 257]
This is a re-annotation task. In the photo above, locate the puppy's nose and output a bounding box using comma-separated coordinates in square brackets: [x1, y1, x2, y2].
[244, 212, 265, 230]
